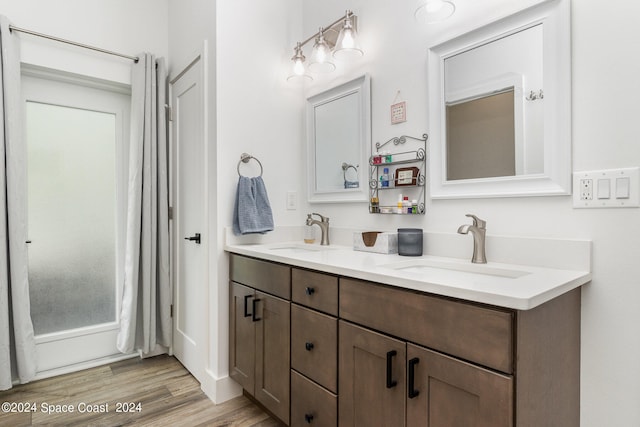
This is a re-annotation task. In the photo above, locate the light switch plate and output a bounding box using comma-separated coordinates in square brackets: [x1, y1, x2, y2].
[286, 191, 297, 210]
[573, 167, 640, 208]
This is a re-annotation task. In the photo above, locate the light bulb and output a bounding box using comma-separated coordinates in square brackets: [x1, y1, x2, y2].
[341, 30, 355, 48]
[293, 58, 305, 76]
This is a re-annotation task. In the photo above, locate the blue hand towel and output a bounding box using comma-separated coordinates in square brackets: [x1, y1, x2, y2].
[233, 176, 274, 235]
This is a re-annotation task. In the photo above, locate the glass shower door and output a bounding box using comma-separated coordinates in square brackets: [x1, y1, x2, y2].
[23, 69, 131, 375]
[27, 101, 117, 335]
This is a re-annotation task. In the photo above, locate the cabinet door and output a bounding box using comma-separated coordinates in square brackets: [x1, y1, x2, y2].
[406, 344, 513, 427]
[255, 291, 290, 425]
[339, 321, 406, 427]
[229, 282, 255, 393]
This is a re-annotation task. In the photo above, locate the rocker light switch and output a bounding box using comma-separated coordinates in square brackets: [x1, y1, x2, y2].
[616, 177, 630, 199]
[597, 179, 611, 199]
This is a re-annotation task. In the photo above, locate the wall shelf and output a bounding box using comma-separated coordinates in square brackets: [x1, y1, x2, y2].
[369, 134, 428, 214]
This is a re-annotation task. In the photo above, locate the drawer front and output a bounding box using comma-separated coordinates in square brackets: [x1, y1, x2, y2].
[291, 370, 337, 427]
[291, 304, 338, 393]
[292, 268, 339, 316]
[229, 254, 290, 299]
[339, 278, 514, 374]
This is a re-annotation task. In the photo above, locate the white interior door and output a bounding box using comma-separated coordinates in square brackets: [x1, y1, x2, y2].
[170, 54, 206, 383]
[22, 66, 133, 377]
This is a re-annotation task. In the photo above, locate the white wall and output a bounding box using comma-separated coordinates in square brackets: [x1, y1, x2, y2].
[0, 0, 168, 83]
[167, 0, 304, 403]
[294, 0, 640, 425]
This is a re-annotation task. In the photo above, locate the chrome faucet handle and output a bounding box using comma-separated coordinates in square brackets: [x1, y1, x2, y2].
[311, 212, 329, 222]
[465, 214, 486, 229]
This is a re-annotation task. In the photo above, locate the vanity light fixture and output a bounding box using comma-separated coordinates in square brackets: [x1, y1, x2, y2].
[287, 10, 363, 81]
[415, 0, 455, 23]
[308, 28, 336, 73]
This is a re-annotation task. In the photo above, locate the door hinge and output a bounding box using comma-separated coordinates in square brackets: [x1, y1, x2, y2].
[170, 304, 173, 318]
[168, 206, 173, 220]
[165, 104, 173, 122]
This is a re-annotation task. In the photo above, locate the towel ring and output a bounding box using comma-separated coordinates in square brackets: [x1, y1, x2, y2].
[237, 153, 263, 177]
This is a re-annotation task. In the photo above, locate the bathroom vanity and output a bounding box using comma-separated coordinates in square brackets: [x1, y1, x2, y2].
[226, 233, 590, 427]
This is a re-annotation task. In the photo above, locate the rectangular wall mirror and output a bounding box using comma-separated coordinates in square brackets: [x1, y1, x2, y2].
[428, 0, 571, 198]
[306, 74, 371, 203]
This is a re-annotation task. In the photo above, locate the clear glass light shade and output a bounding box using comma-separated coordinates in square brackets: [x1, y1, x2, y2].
[415, 0, 455, 23]
[309, 33, 336, 73]
[287, 45, 313, 82]
[333, 14, 364, 60]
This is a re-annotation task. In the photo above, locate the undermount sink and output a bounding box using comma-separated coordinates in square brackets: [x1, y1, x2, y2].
[267, 243, 336, 252]
[381, 258, 531, 279]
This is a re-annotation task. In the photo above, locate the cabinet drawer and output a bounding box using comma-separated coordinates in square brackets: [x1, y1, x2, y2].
[339, 278, 514, 374]
[229, 254, 290, 299]
[291, 370, 337, 427]
[292, 268, 338, 316]
[291, 304, 338, 393]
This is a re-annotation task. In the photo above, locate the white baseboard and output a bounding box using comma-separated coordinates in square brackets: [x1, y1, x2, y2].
[201, 368, 242, 404]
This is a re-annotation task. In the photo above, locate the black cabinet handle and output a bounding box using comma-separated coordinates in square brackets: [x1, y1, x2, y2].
[305, 286, 315, 296]
[184, 233, 201, 244]
[304, 413, 314, 423]
[252, 298, 261, 322]
[386, 350, 397, 388]
[305, 342, 314, 351]
[408, 357, 420, 399]
[243, 295, 253, 317]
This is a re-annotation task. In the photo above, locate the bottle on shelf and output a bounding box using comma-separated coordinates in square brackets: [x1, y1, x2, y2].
[397, 194, 403, 214]
[380, 168, 389, 188]
[411, 199, 418, 214]
[403, 196, 410, 214]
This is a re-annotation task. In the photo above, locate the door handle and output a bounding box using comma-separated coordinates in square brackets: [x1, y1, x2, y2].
[184, 233, 201, 244]
[252, 298, 261, 322]
[386, 350, 397, 389]
[243, 295, 253, 317]
[408, 357, 420, 398]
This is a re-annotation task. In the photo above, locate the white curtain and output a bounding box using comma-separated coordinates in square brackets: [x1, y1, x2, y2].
[0, 16, 37, 390]
[117, 53, 171, 354]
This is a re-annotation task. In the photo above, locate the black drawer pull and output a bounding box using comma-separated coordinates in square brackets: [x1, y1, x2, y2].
[305, 286, 315, 296]
[252, 298, 261, 322]
[305, 342, 314, 351]
[304, 413, 314, 423]
[386, 350, 397, 388]
[408, 357, 420, 398]
[243, 294, 253, 317]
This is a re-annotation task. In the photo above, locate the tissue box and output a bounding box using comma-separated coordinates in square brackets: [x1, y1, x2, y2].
[353, 231, 398, 254]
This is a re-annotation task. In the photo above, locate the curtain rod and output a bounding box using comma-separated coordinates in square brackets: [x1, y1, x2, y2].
[9, 25, 139, 63]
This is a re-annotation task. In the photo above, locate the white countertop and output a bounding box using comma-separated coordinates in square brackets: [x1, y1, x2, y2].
[224, 230, 592, 310]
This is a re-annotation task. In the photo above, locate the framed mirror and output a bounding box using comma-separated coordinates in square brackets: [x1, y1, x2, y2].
[306, 74, 371, 203]
[428, 0, 571, 198]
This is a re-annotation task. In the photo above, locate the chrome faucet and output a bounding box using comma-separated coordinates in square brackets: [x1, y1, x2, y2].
[306, 213, 330, 246]
[457, 214, 487, 264]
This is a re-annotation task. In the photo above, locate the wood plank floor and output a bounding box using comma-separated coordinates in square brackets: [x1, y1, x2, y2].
[0, 354, 281, 426]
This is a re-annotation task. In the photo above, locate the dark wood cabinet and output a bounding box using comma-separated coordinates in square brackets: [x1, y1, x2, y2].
[229, 254, 581, 427]
[338, 321, 406, 427]
[229, 255, 291, 425]
[406, 343, 513, 427]
[229, 282, 255, 392]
